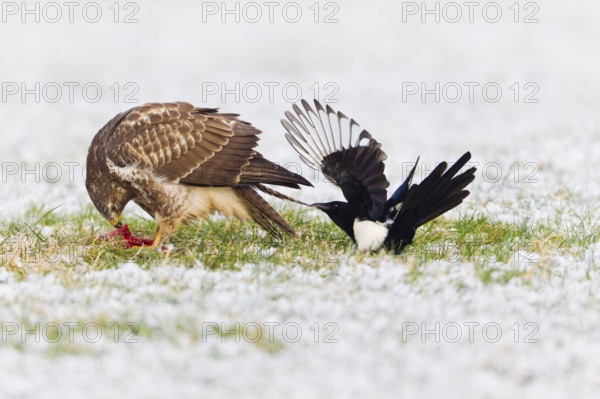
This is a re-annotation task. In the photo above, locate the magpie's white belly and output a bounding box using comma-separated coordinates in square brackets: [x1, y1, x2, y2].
[353, 219, 388, 251]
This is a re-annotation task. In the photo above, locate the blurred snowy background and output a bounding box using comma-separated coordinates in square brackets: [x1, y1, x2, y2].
[0, 0, 599, 398]
[1, 0, 598, 217]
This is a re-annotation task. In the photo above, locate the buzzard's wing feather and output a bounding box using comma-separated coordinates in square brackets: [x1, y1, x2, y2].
[180, 118, 261, 186]
[104, 102, 310, 189]
[104, 102, 234, 181]
[103, 102, 261, 185]
[282, 99, 389, 218]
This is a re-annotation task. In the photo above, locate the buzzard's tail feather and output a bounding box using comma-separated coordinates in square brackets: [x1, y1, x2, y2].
[256, 184, 309, 207]
[240, 157, 312, 189]
[233, 187, 297, 238]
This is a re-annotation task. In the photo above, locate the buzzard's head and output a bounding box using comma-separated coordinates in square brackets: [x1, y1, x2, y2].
[86, 165, 131, 227]
[86, 141, 132, 228]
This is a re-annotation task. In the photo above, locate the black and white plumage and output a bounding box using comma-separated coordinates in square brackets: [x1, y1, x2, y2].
[281, 99, 476, 253]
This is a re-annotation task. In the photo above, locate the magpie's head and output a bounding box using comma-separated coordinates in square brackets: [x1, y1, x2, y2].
[312, 201, 358, 241]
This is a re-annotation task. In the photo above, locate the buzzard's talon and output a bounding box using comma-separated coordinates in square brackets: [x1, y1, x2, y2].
[150, 226, 164, 248]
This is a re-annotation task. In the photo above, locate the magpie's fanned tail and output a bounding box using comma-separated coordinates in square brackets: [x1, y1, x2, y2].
[384, 151, 476, 253]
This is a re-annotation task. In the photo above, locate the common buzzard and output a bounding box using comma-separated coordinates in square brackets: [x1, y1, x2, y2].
[86, 102, 311, 248]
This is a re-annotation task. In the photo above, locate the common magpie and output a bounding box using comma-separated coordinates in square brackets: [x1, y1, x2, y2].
[281, 99, 476, 254]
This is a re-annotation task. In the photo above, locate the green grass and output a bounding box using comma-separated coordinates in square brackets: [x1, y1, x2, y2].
[0, 203, 598, 353]
[0, 204, 598, 283]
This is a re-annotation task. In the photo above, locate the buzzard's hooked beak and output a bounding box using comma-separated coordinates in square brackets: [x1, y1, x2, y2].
[110, 215, 122, 229]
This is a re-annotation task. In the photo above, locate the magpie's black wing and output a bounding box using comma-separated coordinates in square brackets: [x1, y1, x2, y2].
[281, 99, 389, 219]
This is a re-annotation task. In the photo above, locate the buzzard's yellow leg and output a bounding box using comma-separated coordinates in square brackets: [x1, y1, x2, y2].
[150, 226, 164, 248]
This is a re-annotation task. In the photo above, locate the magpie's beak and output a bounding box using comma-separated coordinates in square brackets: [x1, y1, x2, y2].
[110, 215, 123, 229]
[311, 203, 333, 212]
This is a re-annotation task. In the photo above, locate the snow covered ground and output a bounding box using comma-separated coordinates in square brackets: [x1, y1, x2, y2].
[0, 0, 599, 397]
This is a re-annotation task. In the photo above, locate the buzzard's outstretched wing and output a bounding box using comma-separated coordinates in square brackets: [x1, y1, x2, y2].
[282, 99, 389, 219]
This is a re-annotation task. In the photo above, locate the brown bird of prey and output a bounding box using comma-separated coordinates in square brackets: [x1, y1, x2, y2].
[86, 102, 311, 248]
